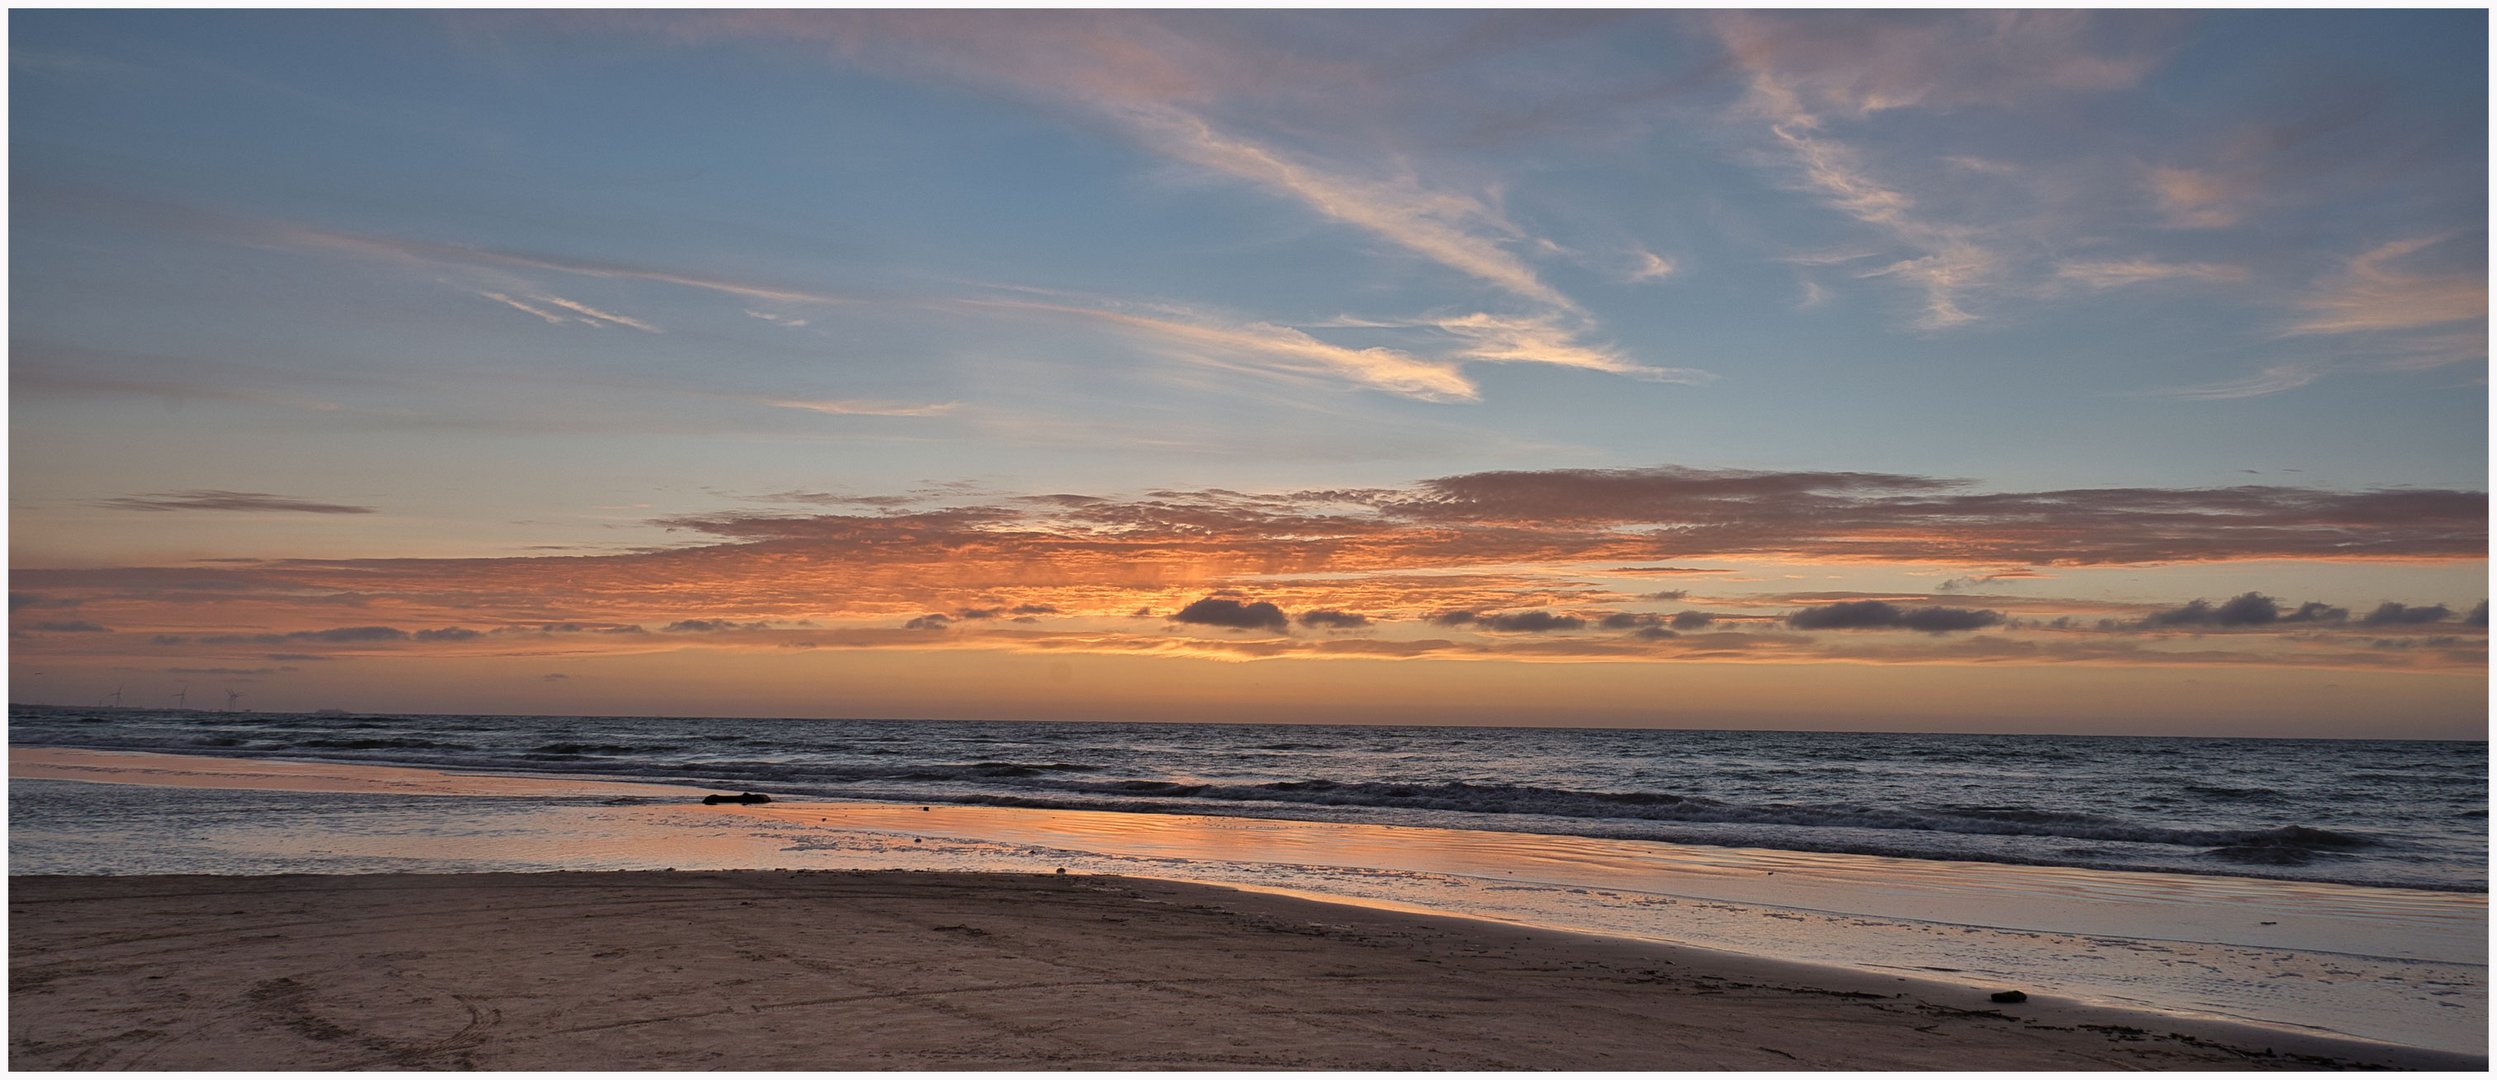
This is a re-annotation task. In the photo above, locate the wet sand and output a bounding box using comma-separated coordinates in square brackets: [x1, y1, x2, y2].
[9, 870, 2478, 1070]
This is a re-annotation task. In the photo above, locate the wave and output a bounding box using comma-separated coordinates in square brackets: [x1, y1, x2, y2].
[844, 775, 2389, 855]
[7, 705, 2475, 893]
[528, 742, 678, 757]
[286, 737, 470, 751]
[2201, 825, 2379, 865]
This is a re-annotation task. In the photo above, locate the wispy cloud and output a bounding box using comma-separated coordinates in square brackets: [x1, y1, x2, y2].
[27, 183, 867, 310]
[1627, 249, 1678, 283]
[1430, 312, 1714, 384]
[2151, 363, 2330, 400]
[526, 293, 662, 333]
[1120, 106, 1576, 313]
[475, 289, 661, 332]
[2289, 235, 2487, 336]
[2056, 259, 2248, 290]
[969, 296, 1479, 402]
[96, 490, 376, 514]
[284, 224, 857, 307]
[2146, 165, 2250, 229]
[1744, 57, 1999, 328]
[610, 11, 1602, 356]
[1712, 11, 2169, 119]
[2149, 234, 2495, 398]
[477, 290, 568, 324]
[1714, 12, 2179, 330]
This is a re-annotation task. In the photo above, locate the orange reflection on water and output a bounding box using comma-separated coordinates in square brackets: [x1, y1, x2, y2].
[8, 746, 722, 800]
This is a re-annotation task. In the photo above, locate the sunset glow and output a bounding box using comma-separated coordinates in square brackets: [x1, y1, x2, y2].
[10, 11, 2486, 735]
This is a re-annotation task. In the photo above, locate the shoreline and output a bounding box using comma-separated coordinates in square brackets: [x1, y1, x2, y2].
[11, 868, 2484, 1070]
[9, 745, 2488, 1057]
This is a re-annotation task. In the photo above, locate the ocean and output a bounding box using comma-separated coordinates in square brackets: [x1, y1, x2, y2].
[8, 704, 2483, 893]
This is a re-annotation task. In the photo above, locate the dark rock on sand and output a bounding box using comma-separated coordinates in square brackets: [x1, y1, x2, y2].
[1990, 990, 2028, 1004]
[703, 792, 771, 805]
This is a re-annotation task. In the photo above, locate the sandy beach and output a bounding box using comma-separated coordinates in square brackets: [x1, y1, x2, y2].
[9, 870, 2478, 1071]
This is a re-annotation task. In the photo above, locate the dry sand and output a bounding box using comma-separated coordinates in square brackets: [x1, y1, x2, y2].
[9, 870, 2479, 1070]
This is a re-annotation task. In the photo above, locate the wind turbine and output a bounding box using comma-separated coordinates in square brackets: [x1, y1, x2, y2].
[225, 688, 244, 712]
[172, 684, 189, 709]
[103, 682, 124, 708]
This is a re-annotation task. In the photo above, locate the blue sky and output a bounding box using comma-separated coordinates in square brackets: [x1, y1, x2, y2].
[9, 11, 2487, 732]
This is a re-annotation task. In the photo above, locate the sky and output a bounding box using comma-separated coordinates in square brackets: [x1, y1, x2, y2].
[8, 10, 2488, 737]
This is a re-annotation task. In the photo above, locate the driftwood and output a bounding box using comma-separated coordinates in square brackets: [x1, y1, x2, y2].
[701, 792, 772, 805]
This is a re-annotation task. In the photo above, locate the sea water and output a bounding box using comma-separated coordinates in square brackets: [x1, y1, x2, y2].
[9, 705, 2484, 891]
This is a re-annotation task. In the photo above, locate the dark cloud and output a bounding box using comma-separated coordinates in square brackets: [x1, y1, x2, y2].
[168, 666, 287, 676]
[1669, 610, 1717, 631]
[2468, 601, 2489, 628]
[487, 622, 647, 636]
[543, 673, 571, 681]
[1938, 571, 2040, 592]
[1642, 590, 1689, 601]
[1598, 612, 1683, 641]
[955, 605, 1056, 620]
[25, 620, 110, 633]
[1479, 611, 1586, 633]
[1171, 597, 1288, 631]
[1430, 611, 1479, 626]
[903, 614, 953, 631]
[177, 625, 413, 646]
[10, 593, 75, 612]
[1789, 600, 2004, 633]
[661, 619, 770, 633]
[413, 627, 482, 642]
[2369, 636, 2464, 650]
[2359, 602, 2452, 627]
[2212, 593, 2283, 626]
[96, 489, 376, 514]
[2138, 592, 2349, 629]
[2147, 593, 2287, 626]
[1296, 609, 1371, 629]
[2283, 601, 2348, 623]
[265, 653, 330, 662]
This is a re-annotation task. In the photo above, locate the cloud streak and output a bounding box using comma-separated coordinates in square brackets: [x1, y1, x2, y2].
[2057, 259, 2248, 290]
[1120, 105, 1576, 312]
[97, 490, 376, 515]
[971, 297, 1479, 401]
[2289, 235, 2487, 337]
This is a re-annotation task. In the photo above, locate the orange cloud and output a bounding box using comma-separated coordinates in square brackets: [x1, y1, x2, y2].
[11, 467, 2484, 682]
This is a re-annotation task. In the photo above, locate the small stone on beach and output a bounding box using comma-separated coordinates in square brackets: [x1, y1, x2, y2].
[1990, 990, 2028, 1004]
